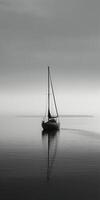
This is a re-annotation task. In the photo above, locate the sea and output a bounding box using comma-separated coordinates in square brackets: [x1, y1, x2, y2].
[0, 116, 100, 200]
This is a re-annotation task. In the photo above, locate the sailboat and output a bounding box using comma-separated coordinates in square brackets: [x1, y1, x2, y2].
[42, 66, 60, 131]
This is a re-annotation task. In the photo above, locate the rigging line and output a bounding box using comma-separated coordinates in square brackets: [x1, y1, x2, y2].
[49, 69, 59, 117]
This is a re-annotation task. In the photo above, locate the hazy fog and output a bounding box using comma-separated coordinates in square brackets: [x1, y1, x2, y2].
[0, 0, 100, 115]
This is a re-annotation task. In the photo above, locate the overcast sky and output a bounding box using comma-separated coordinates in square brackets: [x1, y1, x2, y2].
[0, 0, 100, 115]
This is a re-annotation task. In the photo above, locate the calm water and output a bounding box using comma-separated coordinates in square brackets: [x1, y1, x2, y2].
[0, 116, 100, 200]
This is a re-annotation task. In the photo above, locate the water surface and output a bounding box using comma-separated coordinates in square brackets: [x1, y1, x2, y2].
[0, 116, 100, 200]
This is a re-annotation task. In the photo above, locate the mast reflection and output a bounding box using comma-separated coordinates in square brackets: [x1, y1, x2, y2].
[42, 130, 59, 181]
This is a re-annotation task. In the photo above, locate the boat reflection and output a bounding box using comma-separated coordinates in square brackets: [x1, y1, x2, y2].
[42, 129, 59, 181]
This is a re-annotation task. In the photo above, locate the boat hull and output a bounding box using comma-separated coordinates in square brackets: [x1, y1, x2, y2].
[42, 121, 60, 131]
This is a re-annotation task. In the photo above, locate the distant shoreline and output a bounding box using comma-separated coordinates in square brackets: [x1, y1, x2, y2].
[59, 115, 94, 118]
[16, 114, 94, 118]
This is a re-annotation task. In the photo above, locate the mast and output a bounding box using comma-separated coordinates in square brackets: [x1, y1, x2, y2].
[49, 69, 59, 118]
[48, 66, 59, 119]
[48, 66, 50, 120]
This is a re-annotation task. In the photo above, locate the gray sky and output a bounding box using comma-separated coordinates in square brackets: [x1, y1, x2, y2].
[0, 0, 100, 115]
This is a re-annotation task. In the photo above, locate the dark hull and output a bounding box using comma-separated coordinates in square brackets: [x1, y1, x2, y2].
[42, 121, 60, 131]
